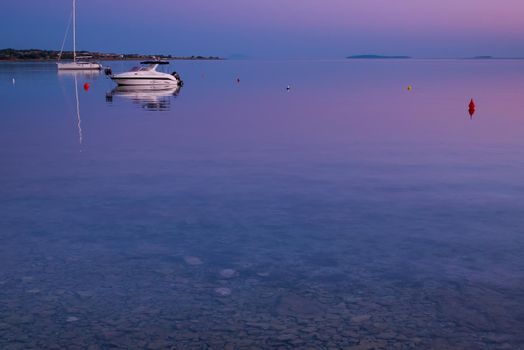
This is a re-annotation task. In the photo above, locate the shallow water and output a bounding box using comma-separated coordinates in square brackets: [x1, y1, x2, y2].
[1, 60, 524, 349]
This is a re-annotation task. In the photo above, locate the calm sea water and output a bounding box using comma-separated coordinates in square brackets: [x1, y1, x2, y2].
[1, 60, 523, 349]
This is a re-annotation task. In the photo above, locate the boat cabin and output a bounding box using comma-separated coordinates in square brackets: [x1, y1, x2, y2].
[129, 61, 170, 72]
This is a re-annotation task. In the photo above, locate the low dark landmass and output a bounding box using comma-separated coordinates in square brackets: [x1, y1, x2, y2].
[347, 54, 411, 59]
[0, 48, 223, 61]
[460, 56, 524, 60]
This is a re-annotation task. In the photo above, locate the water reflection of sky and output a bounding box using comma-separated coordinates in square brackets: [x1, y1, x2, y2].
[0, 60, 523, 349]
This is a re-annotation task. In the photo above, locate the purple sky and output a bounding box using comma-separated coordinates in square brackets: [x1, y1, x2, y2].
[2, 0, 524, 58]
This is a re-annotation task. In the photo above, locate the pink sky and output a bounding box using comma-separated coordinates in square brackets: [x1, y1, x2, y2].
[2, 0, 524, 58]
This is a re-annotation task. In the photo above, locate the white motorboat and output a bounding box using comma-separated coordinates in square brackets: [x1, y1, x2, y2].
[57, 0, 102, 70]
[110, 61, 183, 87]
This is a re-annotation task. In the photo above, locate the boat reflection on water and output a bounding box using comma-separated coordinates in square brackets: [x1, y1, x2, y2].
[106, 85, 181, 112]
[58, 70, 100, 147]
[57, 69, 102, 80]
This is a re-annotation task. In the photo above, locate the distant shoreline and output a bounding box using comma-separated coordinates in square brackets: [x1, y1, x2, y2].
[347, 55, 411, 59]
[346, 54, 524, 60]
[0, 48, 224, 62]
[3, 49, 524, 61]
[0, 57, 225, 62]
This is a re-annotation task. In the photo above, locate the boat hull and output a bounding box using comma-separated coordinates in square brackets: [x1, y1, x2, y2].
[111, 77, 180, 86]
[57, 62, 102, 70]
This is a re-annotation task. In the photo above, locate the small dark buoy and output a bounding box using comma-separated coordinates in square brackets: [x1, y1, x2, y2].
[83, 83, 90, 91]
[468, 98, 476, 118]
[286, 85, 291, 91]
[236, 77, 240, 83]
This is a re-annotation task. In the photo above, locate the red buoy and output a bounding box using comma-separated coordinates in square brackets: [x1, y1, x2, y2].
[468, 98, 476, 118]
[83, 83, 90, 91]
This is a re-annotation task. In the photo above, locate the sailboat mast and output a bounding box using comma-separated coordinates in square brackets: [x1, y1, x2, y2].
[73, 0, 76, 62]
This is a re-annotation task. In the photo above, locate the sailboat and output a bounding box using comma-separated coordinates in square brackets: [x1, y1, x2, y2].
[57, 0, 102, 70]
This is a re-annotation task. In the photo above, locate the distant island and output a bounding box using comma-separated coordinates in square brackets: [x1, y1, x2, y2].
[0, 48, 223, 61]
[460, 56, 524, 60]
[347, 55, 411, 59]
[470, 55, 493, 59]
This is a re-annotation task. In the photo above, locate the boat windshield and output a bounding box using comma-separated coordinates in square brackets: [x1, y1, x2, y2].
[130, 65, 156, 72]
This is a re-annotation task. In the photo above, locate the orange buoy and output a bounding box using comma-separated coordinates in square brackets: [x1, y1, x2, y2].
[83, 83, 90, 91]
